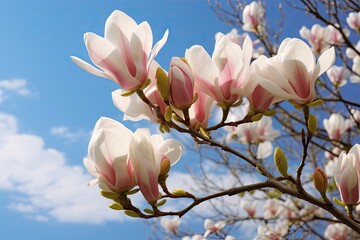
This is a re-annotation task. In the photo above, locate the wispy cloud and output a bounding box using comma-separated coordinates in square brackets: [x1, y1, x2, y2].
[0, 112, 127, 224]
[0, 78, 30, 103]
[50, 126, 90, 142]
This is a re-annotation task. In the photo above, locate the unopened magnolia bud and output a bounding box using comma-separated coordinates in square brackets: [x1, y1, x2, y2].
[108, 203, 124, 210]
[156, 67, 170, 101]
[154, 199, 167, 207]
[263, 109, 276, 117]
[160, 158, 171, 176]
[274, 147, 288, 177]
[313, 167, 328, 194]
[308, 114, 317, 134]
[172, 188, 188, 196]
[164, 106, 173, 122]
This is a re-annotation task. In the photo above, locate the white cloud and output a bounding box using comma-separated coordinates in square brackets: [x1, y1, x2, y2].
[0, 112, 129, 224]
[50, 126, 89, 142]
[0, 78, 30, 97]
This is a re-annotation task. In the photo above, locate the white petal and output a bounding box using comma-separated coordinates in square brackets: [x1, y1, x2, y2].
[112, 89, 155, 122]
[257, 141, 273, 159]
[157, 139, 183, 165]
[71, 56, 114, 80]
[148, 29, 169, 69]
[105, 10, 137, 41]
[315, 46, 335, 77]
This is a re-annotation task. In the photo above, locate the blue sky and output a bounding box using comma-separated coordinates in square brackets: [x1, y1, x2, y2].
[0, 0, 352, 239]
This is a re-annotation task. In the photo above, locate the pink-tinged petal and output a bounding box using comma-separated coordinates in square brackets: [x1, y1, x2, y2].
[88, 178, 99, 187]
[277, 38, 291, 54]
[112, 89, 155, 122]
[113, 155, 137, 191]
[106, 24, 137, 77]
[148, 29, 169, 69]
[137, 167, 160, 202]
[85, 33, 141, 90]
[315, 46, 335, 78]
[70, 56, 114, 81]
[242, 35, 253, 65]
[281, 60, 311, 99]
[255, 76, 294, 100]
[157, 139, 183, 166]
[256, 141, 273, 159]
[279, 39, 315, 71]
[133, 21, 153, 58]
[105, 10, 137, 41]
[130, 31, 148, 82]
[83, 158, 99, 178]
[98, 176, 113, 192]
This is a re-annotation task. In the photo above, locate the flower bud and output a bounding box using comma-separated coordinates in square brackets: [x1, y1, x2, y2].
[313, 167, 328, 194]
[108, 203, 124, 210]
[274, 147, 288, 177]
[168, 57, 194, 110]
[172, 188, 188, 196]
[160, 158, 171, 176]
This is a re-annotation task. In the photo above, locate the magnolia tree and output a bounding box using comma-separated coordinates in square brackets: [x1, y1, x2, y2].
[71, 0, 360, 239]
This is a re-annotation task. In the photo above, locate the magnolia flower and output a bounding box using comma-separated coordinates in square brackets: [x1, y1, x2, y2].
[242, 1, 265, 32]
[324, 223, 348, 240]
[160, 217, 182, 233]
[257, 38, 335, 105]
[227, 116, 279, 144]
[325, 25, 349, 46]
[346, 11, 360, 33]
[203, 219, 226, 237]
[169, 57, 195, 110]
[244, 55, 287, 112]
[350, 56, 360, 83]
[254, 221, 289, 240]
[112, 61, 167, 123]
[84, 117, 137, 193]
[325, 159, 336, 178]
[345, 41, 360, 59]
[188, 88, 214, 129]
[263, 199, 281, 219]
[130, 128, 182, 202]
[325, 147, 342, 160]
[71, 10, 168, 91]
[326, 65, 351, 87]
[351, 109, 360, 124]
[215, 29, 265, 59]
[334, 144, 360, 205]
[240, 200, 257, 217]
[299, 24, 330, 54]
[279, 199, 299, 219]
[186, 34, 252, 105]
[226, 117, 279, 159]
[323, 113, 353, 140]
[224, 236, 236, 240]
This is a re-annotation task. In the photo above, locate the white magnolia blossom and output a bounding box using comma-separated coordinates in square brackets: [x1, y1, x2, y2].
[160, 217, 182, 233]
[216, 29, 265, 59]
[242, 1, 265, 32]
[254, 220, 289, 240]
[326, 65, 351, 87]
[226, 116, 279, 159]
[333, 144, 360, 205]
[263, 199, 281, 219]
[350, 56, 360, 83]
[299, 24, 330, 54]
[324, 223, 348, 240]
[351, 109, 360, 124]
[72, 10, 168, 91]
[346, 11, 360, 33]
[323, 113, 353, 140]
[203, 219, 226, 238]
[279, 199, 299, 219]
[325, 159, 336, 177]
[240, 199, 257, 217]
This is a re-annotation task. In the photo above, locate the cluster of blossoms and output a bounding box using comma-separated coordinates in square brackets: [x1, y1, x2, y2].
[71, 1, 360, 238]
[84, 117, 182, 202]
